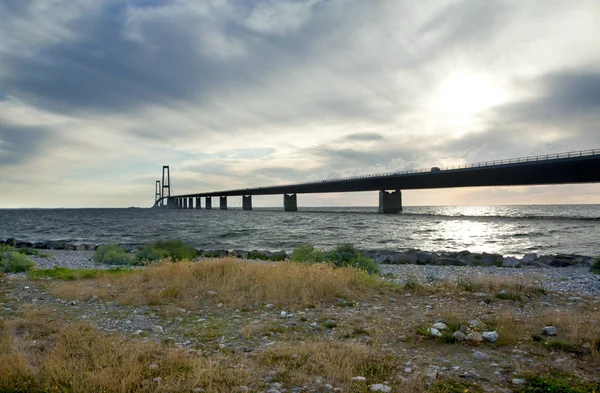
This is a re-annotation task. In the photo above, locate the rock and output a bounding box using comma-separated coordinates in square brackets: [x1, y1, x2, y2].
[432, 322, 448, 330]
[369, 383, 391, 392]
[206, 290, 218, 296]
[512, 378, 526, 385]
[417, 251, 438, 264]
[428, 328, 442, 337]
[404, 367, 413, 373]
[459, 325, 469, 334]
[502, 257, 521, 268]
[468, 320, 483, 329]
[266, 390, 281, 393]
[351, 376, 367, 382]
[217, 303, 223, 308]
[148, 363, 159, 370]
[466, 332, 483, 344]
[472, 351, 490, 360]
[453, 331, 466, 342]
[153, 377, 162, 383]
[480, 252, 502, 266]
[425, 366, 438, 379]
[264, 370, 277, 383]
[568, 296, 583, 302]
[390, 253, 418, 265]
[542, 326, 558, 336]
[522, 253, 538, 263]
[435, 257, 466, 266]
[482, 331, 499, 343]
[265, 303, 274, 309]
[235, 387, 248, 393]
[151, 325, 164, 334]
[193, 388, 206, 393]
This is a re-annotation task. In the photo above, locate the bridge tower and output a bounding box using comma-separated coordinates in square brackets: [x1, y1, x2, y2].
[155, 180, 161, 206]
[161, 166, 171, 205]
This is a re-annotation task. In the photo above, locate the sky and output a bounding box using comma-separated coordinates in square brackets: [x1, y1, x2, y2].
[1, 0, 599, 208]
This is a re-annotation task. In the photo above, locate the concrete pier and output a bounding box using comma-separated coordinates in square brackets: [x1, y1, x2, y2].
[196, 197, 201, 209]
[378, 190, 402, 214]
[184, 198, 188, 209]
[242, 195, 252, 210]
[167, 197, 177, 209]
[188, 197, 193, 209]
[220, 196, 227, 210]
[284, 193, 298, 211]
[205, 197, 212, 209]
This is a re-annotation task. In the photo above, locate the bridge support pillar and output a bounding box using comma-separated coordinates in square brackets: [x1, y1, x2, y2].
[242, 195, 252, 210]
[284, 193, 298, 211]
[220, 196, 227, 210]
[379, 190, 402, 214]
[167, 197, 177, 209]
[184, 198, 188, 209]
[178, 198, 182, 209]
[196, 197, 201, 209]
[205, 197, 212, 209]
[189, 197, 194, 209]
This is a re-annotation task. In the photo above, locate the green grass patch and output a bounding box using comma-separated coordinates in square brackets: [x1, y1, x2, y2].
[28, 266, 133, 281]
[291, 244, 325, 264]
[518, 370, 600, 393]
[0, 251, 35, 273]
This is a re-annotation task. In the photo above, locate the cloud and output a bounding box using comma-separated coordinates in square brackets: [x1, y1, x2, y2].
[1, 0, 600, 207]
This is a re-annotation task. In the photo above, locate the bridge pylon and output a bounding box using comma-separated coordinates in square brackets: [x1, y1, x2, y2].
[155, 180, 161, 206]
[161, 166, 171, 205]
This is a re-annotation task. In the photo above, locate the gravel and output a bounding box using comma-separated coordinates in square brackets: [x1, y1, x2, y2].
[379, 264, 600, 296]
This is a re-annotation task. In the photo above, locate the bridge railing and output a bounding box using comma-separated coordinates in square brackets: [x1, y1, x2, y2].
[289, 148, 600, 186]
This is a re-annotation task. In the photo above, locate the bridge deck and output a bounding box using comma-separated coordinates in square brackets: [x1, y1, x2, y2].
[171, 149, 600, 199]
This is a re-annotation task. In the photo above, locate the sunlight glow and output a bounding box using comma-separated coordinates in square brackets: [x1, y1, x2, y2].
[434, 72, 507, 117]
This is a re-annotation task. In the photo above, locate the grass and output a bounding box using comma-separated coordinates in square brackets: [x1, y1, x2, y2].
[0, 307, 253, 393]
[28, 266, 134, 280]
[591, 259, 600, 274]
[135, 239, 197, 263]
[51, 258, 387, 310]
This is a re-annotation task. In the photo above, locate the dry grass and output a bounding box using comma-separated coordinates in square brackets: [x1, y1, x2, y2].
[0, 307, 254, 392]
[51, 258, 381, 310]
[257, 341, 401, 387]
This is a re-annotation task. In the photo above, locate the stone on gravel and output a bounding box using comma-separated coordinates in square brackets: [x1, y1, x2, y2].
[352, 376, 366, 382]
[432, 322, 448, 330]
[542, 326, 558, 336]
[148, 363, 159, 370]
[466, 332, 483, 344]
[482, 331, 499, 343]
[151, 325, 164, 334]
[153, 377, 162, 383]
[453, 331, 466, 342]
[369, 383, 392, 392]
[473, 351, 490, 360]
[512, 378, 526, 385]
[428, 327, 442, 337]
[206, 290, 217, 296]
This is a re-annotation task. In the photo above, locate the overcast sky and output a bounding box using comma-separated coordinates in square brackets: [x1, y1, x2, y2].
[1, 0, 599, 208]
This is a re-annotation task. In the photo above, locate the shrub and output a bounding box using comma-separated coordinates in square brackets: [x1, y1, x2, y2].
[93, 245, 132, 265]
[326, 244, 380, 274]
[291, 244, 325, 264]
[590, 259, 600, 274]
[0, 251, 36, 273]
[135, 239, 197, 263]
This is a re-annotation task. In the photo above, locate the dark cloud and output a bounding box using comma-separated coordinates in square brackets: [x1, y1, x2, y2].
[0, 122, 51, 165]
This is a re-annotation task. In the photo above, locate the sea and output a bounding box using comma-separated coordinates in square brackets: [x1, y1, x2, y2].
[0, 205, 599, 257]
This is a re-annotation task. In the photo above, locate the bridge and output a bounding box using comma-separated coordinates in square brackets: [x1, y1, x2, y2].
[153, 149, 600, 213]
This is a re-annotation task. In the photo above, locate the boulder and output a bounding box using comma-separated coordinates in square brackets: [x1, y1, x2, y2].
[15, 240, 33, 248]
[432, 322, 448, 330]
[542, 326, 558, 336]
[453, 331, 466, 342]
[522, 253, 538, 263]
[428, 328, 442, 337]
[416, 251, 436, 264]
[5, 238, 17, 247]
[435, 257, 466, 266]
[480, 253, 502, 266]
[33, 242, 47, 249]
[389, 253, 418, 265]
[472, 351, 490, 360]
[482, 331, 499, 343]
[466, 332, 483, 344]
[501, 257, 521, 268]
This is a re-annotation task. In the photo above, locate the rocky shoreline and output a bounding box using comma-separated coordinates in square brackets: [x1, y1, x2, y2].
[3, 237, 598, 269]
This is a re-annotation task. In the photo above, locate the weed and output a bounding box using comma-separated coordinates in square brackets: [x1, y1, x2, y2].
[291, 244, 325, 263]
[518, 369, 600, 393]
[591, 259, 600, 274]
